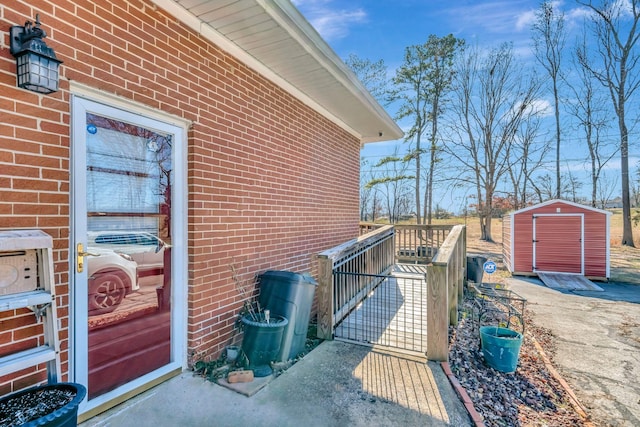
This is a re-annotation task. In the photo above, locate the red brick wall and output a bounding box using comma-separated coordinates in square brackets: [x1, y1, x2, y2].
[0, 0, 361, 390]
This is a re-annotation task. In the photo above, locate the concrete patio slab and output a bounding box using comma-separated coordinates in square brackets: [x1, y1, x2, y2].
[80, 340, 472, 427]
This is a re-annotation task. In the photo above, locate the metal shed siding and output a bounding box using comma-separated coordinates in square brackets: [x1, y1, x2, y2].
[508, 200, 610, 279]
[583, 213, 608, 277]
[502, 215, 513, 271]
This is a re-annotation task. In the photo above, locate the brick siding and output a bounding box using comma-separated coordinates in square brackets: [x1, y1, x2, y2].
[0, 0, 361, 391]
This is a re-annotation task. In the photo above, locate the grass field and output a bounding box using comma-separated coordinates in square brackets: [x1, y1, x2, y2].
[455, 209, 640, 284]
[382, 208, 640, 283]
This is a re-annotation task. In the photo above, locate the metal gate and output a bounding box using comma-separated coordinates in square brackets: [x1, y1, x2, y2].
[333, 265, 428, 355]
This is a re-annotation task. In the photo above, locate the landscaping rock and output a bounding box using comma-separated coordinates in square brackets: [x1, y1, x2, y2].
[449, 298, 586, 426]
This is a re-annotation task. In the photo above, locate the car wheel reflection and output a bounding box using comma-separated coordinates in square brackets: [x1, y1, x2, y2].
[88, 269, 129, 315]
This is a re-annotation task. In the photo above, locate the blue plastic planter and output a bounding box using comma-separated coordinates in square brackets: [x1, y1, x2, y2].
[480, 326, 523, 373]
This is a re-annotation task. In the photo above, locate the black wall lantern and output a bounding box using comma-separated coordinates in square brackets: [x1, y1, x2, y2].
[10, 14, 62, 94]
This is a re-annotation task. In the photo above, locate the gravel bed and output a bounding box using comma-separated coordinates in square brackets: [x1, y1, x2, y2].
[449, 295, 586, 426]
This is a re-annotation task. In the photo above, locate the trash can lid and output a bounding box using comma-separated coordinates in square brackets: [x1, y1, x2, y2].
[259, 270, 317, 286]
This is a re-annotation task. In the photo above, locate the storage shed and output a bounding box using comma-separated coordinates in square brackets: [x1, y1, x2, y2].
[502, 199, 611, 280]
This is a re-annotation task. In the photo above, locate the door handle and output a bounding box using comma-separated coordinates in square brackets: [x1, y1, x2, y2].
[77, 243, 98, 273]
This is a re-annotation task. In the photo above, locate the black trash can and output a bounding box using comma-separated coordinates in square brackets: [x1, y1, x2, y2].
[466, 255, 487, 284]
[258, 270, 317, 362]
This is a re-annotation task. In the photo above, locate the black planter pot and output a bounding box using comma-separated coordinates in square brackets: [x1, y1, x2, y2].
[0, 382, 86, 427]
[241, 313, 288, 377]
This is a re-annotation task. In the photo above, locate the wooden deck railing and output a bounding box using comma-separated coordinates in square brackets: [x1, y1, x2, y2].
[358, 222, 384, 235]
[359, 223, 455, 264]
[319, 223, 467, 361]
[426, 224, 467, 361]
[394, 224, 453, 263]
[316, 225, 395, 340]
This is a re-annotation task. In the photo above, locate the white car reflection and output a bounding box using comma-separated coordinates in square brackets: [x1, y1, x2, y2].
[87, 231, 167, 316]
[87, 248, 138, 316]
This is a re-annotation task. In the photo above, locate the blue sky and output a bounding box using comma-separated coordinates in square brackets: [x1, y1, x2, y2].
[292, 0, 638, 212]
[295, 0, 542, 57]
[293, 0, 553, 158]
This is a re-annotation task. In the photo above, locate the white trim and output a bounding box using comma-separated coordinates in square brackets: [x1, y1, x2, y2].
[149, 0, 402, 143]
[261, 0, 394, 132]
[510, 199, 612, 216]
[532, 214, 536, 272]
[606, 213, 611, 278]
[69, 82, 192, 129]
[151, 0, 358, 139]
[532, 213, 584, 275]
[509, 215, 515, 272]
[70, 94, 188, 414]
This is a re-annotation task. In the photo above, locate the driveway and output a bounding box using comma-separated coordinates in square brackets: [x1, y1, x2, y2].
[506, 277, 640, 427]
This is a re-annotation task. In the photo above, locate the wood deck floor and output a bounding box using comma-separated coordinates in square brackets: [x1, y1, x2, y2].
[334, 265, 428, 355]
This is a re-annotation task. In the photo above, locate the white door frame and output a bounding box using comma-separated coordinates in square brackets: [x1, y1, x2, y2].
[70, 84, 188, 414]
[532, 213, 584, 275]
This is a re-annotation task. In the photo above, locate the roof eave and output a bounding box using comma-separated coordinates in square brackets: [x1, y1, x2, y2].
[150, 0, 402, 144]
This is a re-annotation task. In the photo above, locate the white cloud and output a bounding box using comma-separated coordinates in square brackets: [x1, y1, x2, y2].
[444, 1, 535, 35]
[292, 0, 367, 41]
[530, 99, 553, 117]
[515, 10, 536, 31]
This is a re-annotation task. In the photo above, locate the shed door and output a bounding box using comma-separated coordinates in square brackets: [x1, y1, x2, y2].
[533, 214, 583, 274]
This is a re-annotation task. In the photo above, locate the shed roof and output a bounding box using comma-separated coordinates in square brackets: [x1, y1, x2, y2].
[152, 0, 403, 144]
[509, 199, 612, 216]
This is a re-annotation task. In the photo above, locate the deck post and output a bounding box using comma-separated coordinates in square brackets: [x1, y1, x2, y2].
[449, 260, 458, 327]
[458, 227, 466, 303]
[427, 262, 449, 361]
[316, 255, 334, 340]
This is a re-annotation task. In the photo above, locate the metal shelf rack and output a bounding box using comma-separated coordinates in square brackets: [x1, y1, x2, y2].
[0, 229, 61, 383]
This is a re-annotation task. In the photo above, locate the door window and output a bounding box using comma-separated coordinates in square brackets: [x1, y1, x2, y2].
[71, 95, 185, 407]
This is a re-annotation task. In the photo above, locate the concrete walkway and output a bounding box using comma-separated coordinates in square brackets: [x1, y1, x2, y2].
[80, 341, 472, 427]
[506, 277, 640, 427]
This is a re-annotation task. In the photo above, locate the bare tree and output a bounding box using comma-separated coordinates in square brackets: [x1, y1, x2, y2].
[507, 117, 550, 210]
[365, 149, 414, 223]
[570, 34, 618, 207]
[447, 44, 542, 241]
[532, 173, 557, 201]
[360, 157, 374, 221]
[344, 54, 389, 104]
[632, 162, 640, 207]
[347, 55, 390, 222]
[371, 191, 383, 222]
[564, 165, 584, 203]
[532, 1, 566, 199]
[596, 171, 619, 209]
[577, 0, 640, 247]
[531, 171, 579, 202]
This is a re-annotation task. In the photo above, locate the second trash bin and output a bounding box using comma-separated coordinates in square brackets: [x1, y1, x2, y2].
[258, 270, 317, 362]
[466, 255, 488, 284]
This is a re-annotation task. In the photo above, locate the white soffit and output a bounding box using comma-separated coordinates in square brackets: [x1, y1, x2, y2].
[154, 0, 403, 144]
